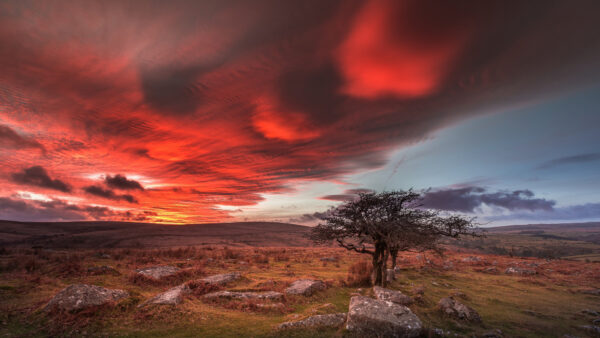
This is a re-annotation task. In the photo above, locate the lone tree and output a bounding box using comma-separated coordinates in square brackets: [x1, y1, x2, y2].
[310, 190, 479, 286]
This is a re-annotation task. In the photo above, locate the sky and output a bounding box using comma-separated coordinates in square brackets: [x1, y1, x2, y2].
[1, 0, 600, 225]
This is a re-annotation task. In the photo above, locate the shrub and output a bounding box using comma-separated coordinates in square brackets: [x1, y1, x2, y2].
[345, 260, 373, 287]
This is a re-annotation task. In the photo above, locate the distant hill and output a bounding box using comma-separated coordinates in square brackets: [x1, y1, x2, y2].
[0, 220, 312, 249]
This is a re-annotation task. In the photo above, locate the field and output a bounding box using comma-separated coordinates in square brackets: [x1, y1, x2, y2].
[1, 244, 599, 337]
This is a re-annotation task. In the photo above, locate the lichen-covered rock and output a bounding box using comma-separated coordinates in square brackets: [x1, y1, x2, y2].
[278, 313, 347, 330]
[285, 279, 326, 296]
[346, 296, 422, 337]
[505, 267, 536, 275]
[438, 297, 481, 322]
[199, 272, 241, 286]
[139, 284, 190, 307]
[44, 284, 128, 312]
[202, 290, 283, 301]
[373, 286, 413, 305]
[135, 266, 180, 279]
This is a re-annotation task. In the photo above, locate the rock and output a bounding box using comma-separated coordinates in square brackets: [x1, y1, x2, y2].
[443, 262, 454, 270]
[202, 290, 283, 301]
[461, 256, 482, 263]
[582, 289, 600, 296]
[373, 286, 414, 305]
[386, 269, 395, 283]
[579, 325, 600, 335]
[582, 309, 600, 316]
[482, 267, 498, 274]
[481, 329, 503, 337]
[505, 267, 536, 275]
[319, 256, 338, 262]
[87, 265, 120, 276]
[278, 313, 347, 330]
[44, 284, 128, 312]
[199, 272, 241, 286]
[452, 291, 468, 300]
[285, 279, 326, 296]
[438, 297, 481, 322]
[346, 296, 422, 337]
[140, 284, 190, 307]
[135, 266, 180, 279]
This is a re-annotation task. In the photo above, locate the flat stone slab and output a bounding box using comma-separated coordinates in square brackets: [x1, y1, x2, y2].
[140, 284, 190, 307]
[199, 272, 241, 286]
[278, 313, 347, 330]
[285, 279, 326, 296]
[203, 290, 283, 301]
[346, 296, 422, 337]
[136, 266, 180, 279]
[438, 297, 481, 322]
[373, 286, 414, 305]
[44, 284, 128, 312]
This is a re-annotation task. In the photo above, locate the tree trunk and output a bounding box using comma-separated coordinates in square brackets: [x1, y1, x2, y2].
[371, 242, 386, 286]
[382, 248, 389, 287]
[390, 247, 398, 270]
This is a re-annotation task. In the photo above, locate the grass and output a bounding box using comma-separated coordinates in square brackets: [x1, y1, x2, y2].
[0, 246, 599, 337]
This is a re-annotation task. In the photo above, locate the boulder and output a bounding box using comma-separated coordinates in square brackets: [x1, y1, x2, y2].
[319, 256, 338, 262]
[285, 279, 326, 296]
[135, 266, 180, 279]
[582, 288, 600, 296]
[87, 265, 120, 276]
[202, 290, 283, 301]
[438, 297, 481, 322]
[44, 284, 128, 312]
[461, 256, 482, 263]
[505, 267, 536, 275]
[346, 296, 422, 337]
[278, 313, 347, 330]
[139, 284, 190, 307]
[386, 269, 395, 283]
[199, 272, 241, 286]
[373, 286, 413, 305]
[579, 325, 600, 335]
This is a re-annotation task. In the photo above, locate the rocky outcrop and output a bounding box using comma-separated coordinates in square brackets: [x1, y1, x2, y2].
[278, 313, 347, 330]
[438, 297, 481, 322]
[202, 290, 283, 301]
[135, 266, 180, 279]
[44, 284, 128, 312]
[285, 279, 326, 296]
[199, 272, 241, 286]
[346, 296, 422, 337]
[373, 286, 413, 305]
[505, 267, 536, 275]
[139, 284, 190, 307]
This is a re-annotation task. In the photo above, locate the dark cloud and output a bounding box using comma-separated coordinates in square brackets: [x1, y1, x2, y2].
[11, 166, 71, 192]
[487, 203, 600, 222]
[105, 174, 144, 191]
[0, 125, 45, 151]
[422, 186, 555, 213]
[319, 188, 375, 202]
[538, 153, 600, 170]
[0, 196, 150, 222]
[83, 185, 138, 204]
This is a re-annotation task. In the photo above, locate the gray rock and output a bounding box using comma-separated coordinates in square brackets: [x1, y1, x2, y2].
[278, 313, 347, 330]
[44, 284, 128, 312]
[139, 284, 190, 307]
[135, 266, 180, 279]
[386, 269, 395, 283]
[579, 325, 600, 335]
[582, 289, 600, 296]
[202, 290, 283, 301]
[461, 256, 482, 262]
[319, 256, 338, 262]
[505, 267, 536, 275]
[346, 295, 422, 338]
[285, 279, 326, 296]
[438, 297, 481, 322]
[373, 286, 413, 305]
[481, 329, 503, 338]
[582, 309, 600, 316]
[199, 272, 241, 286]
